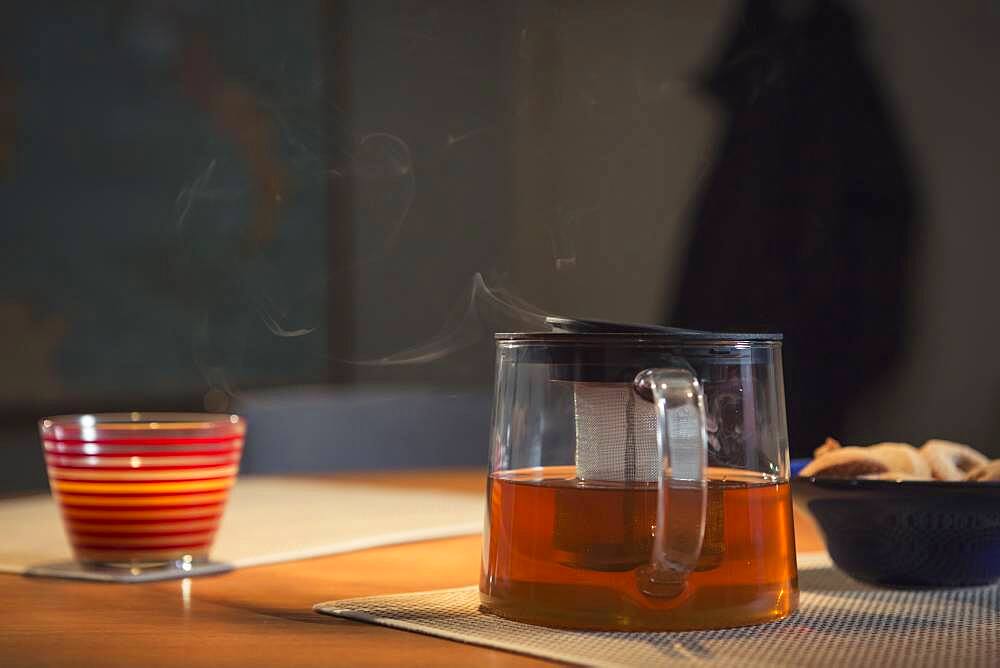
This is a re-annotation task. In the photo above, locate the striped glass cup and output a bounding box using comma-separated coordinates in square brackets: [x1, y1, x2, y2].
[39, 412, 245, 571]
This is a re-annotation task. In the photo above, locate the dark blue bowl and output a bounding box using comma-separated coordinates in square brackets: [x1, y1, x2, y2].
[793, 476, 1000, 587]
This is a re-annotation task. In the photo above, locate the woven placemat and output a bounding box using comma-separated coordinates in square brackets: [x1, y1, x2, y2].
[315, 558, 999, 667]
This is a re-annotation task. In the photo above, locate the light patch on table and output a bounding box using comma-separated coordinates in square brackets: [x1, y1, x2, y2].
[0, 477, 484, 574]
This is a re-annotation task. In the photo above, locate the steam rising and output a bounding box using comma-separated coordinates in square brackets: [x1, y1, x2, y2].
[353, 132, 415, 265]
[258, 308, 316, 338]
[164, 24, 584, 403]
[175, 160, 217, 231]
[348, 273, 550, 366]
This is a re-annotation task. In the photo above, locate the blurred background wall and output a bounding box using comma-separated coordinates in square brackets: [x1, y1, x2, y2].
[1, 0, 998, 491]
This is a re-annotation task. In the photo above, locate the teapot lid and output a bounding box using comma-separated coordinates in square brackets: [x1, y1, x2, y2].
[544, 317, 782, 341]
[496, 317, 782, 343]
[496, 318, 781, 383]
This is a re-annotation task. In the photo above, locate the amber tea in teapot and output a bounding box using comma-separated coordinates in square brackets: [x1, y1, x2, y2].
[482, 466, 796, 631]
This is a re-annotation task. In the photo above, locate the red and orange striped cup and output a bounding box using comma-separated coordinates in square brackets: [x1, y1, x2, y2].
[39, 412, 245, 570]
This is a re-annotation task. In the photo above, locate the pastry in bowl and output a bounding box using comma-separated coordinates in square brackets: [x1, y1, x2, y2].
[798, 445, 890, 478]
[799, 437, 995, 482]
[966, 459, 1000, 481]
[799, 438, 932, 480]
[869, 443, 931, 478]
[920, 440, 990, 480]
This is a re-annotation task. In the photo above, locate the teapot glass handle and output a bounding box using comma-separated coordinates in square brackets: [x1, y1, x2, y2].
[633, 367, 708, 598]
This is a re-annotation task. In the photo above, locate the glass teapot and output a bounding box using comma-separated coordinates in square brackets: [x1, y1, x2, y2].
[479, 319, 798, 631]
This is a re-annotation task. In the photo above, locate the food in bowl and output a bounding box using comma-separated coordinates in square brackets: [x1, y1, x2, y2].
[798, 437, 994, 481]
[967, 460, 1000, 481]
[921, 440, 990, 480]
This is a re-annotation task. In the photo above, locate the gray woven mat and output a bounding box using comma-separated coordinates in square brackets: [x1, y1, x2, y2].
[315, 563, 999, 667]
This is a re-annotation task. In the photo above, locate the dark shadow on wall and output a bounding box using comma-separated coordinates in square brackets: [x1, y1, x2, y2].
[669, 0, 922, 456]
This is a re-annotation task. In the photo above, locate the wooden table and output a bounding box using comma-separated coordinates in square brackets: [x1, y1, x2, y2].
[0, 470, 824, 667]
